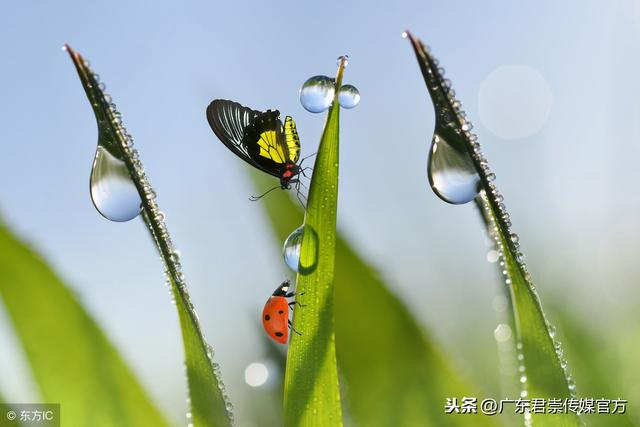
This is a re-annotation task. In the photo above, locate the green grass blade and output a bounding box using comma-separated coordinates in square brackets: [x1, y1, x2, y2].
[254, 170, 499, 427]
[64, 45, 232, 427]
[406, 31, 581, 426]
[550, 304, 638, 427]
[282, 58, 347, 427]
[0, 221, 171, 427]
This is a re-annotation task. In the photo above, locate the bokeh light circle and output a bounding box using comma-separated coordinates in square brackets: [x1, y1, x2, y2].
[478, 65, 553, 140]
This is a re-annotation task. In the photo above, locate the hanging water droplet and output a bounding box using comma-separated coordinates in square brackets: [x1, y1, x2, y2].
[427, 133, 481, 204]
[338, 85, 360, 109]
[300, 76, 335, 113]
[90, 145, 141, 222]
[283, 226, 304, 272]
[283, 225, 319, 274]
[336, 55, 349, 67]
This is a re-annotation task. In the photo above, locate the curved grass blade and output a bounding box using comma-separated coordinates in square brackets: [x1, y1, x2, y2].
[64, 45, 232, 427]
[282, 57, 348, 427]
[0, 220, 171, 427]
[405, 31, 581, 426]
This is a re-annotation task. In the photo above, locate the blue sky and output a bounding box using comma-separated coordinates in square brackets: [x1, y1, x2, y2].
[1, 1, 640, 425]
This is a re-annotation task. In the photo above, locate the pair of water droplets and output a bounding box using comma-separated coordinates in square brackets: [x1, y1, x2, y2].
[299, 55, 360, 113]
[299, 76, 360, 113]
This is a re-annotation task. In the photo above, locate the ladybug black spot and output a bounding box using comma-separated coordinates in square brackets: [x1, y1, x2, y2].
[278, 310, 284, 314]
[275, 332, 284, 337]
[264, 314, 271, 321]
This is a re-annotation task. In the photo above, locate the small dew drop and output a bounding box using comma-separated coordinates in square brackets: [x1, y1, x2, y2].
[401, 31, 409, 38]
[493, 323, 512, 343]
[300, 76, 335, 113]
[90, 145, 141, 222]
[338, 85, 360, 109]
[428, 133, 481, 204]
[337, 55, 349, 67]
[520, 375, 527, 383]
[486, 250, 499, 263]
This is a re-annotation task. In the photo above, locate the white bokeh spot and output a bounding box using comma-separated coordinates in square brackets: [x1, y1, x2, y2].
[478, 65, 553, 140]
[244, 362, 269, 387]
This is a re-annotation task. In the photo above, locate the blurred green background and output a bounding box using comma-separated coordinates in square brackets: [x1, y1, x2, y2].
[1, 0, 639, 426]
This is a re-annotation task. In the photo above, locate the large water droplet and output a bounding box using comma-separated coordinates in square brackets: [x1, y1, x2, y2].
[283, 226, 304, 272]
[90, 145, 141, 222]
[283, 225, 318, 274]
[300, 76, 335, 113]
[427, 133, 480, 204]
[338, 85, 360, 109]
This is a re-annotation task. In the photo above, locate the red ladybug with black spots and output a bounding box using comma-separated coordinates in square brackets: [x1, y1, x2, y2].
[262, 280, 302, 344]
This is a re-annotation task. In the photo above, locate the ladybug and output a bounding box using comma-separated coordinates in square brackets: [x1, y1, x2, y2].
[262, 280, 303, 344]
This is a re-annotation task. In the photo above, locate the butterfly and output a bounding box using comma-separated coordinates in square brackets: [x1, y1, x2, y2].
[206, 99, 309, 202]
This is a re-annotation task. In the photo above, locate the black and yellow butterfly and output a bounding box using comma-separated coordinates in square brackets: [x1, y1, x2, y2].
[206, 99, 306, 200]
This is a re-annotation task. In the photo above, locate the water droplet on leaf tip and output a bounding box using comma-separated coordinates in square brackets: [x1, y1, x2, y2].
[428, 133, 480, 204]
[300, 76, 335, 113]
[338, 85, 360, 109]
[90, 145, 141, 222]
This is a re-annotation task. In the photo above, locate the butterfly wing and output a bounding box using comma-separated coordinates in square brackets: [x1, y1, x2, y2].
[206, 99, 272, 173]
[242, 110, 292, 176]
[284, 116, 301, 163]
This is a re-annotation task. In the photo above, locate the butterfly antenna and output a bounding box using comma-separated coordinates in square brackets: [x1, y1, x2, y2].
[249, 184, 280, 202]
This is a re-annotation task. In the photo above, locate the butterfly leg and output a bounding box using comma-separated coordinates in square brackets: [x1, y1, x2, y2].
[300, 167, 313, 179]
[298, 152, 317, 166]
[293, 181, 308, 209]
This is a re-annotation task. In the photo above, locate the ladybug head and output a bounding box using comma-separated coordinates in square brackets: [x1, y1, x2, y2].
[272, 279, 291, 296]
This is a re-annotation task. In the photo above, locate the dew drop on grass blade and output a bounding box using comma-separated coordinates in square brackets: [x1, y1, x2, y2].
[64, 44, 233, 427]
[405, 31, 581, 427]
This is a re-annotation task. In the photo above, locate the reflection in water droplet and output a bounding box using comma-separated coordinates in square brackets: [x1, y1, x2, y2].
[300, 76, 335, 113]
[338, 85, 360, 109]
[283, 225, 319, 274]
[428, 133, 480, 204]
[336, 55, 349, 67]
[90, 145, 141, 222]
[283, 226, 304, 272]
